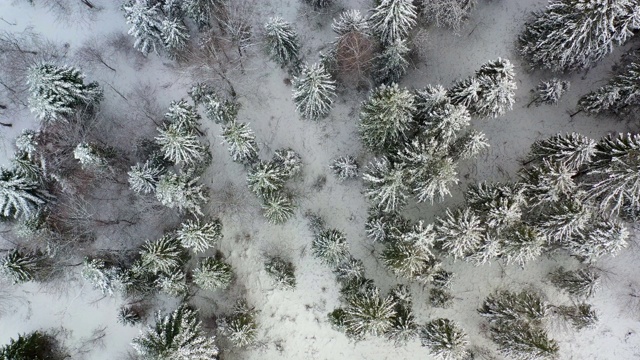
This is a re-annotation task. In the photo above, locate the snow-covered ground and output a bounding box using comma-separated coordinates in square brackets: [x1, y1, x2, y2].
[0, 0, 639, 359]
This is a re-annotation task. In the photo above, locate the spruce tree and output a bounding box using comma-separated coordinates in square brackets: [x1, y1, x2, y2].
[131, 305, 219, 360]
[381, 235, 435, 281]
[188, 83, 215, 106]
[218, 300, 258, 347]
[548, 267, 600, 298]
[27, 63, 102, 122]
[155, 172, 208, 215]
[118, 306, 142, 326]
[490, 320, 559, 360]
[365, 209, 410, 243]
[421, 0, 477, 33]
[0, 168, 47, 219]
[156, 270, 189, 296]
[155, 122, 206, 166]
[182, 0, 219, 29]
[203, 93, 239, 124]
[264, 255, 296, 290]
[557, 303, 598, 330]
[264, 17, 301, 68]
[563, 216, 628, 261]
[420, 318, 469, 360]
[176, 219, 222, 253]
[363, 156, 409, 213]
[312, 229, 350, 266]
[520, 160, 578, 207]
[400, 145, 459, 203]
[375, 39, 410, 84]
[221, 121, 258, 165]
[73, 142, 108, 170]
[369, 0, 417, 45]
[81, 258, 126, 296]
[0, 331, 59, 360]
[302, 0, 333, 9]
[435, 207, 484, 260]
[579, 58, 640, 115]
[478, 290, 548, 324]
[535, 197, 592, 243]
[501, 224, 545, 267]
[448, 130, 490, 161]
[139, 235, 186, 274]
[518, 0, 640, 72]
[526, 133, 596, 171]
[122, 0, 164, 56]
[330, 155, 359, 181]
[0, 249, 46, 284]
[343, 288, 397, 338]
[292, 63, 336, 120]
[532, 78, 570, 106]
[161, 18, 190, 59]
[332, 9, 370, 36]
[272, 148, 303, 178]
[246, 161, 287, 196]
[128, 160, 164, 194]
[193, 257, 233, 291]
[261, 191, 296, 224]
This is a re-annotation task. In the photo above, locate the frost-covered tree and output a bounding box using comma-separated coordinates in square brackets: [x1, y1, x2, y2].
[332, 10, 373, 79]
[0, 331, 58, 360]
[155, 172, 208, 215]
[478, 290, 548, 324]
[381, 235, 435, 281]
[375, 39, 410, 84]
[188, 83, 215, 106]
[81, 258, 126, 296]
[261, 191, 296, 224]
[0, 249, 46, 284]
[557, 303, 598, 330]
[365, 209, 410, 243]
[535, 197, 592, 243]
[526, 133, 596, 171]
[15, 130, 38, 160]
[155, 122, 206, 165]
[156, 270, 189, 296]
[530, 78, 570, 106]
[73, 142, 108, 170]
[292, 63, 336, 120]
[334, 256, 366, 283]
[139, 235, 186, 275]
[27, 63, 102, 122]
[520, 160, 578, 207]
[221, 121, 258, 165]
[501, 224, 546, 267]
[246, 161, 287, 196]
[359, 83, 416, 152]
[465, 181, 526, 231]
[193, 257, 233, 291]
[518, 0, 640, 72]
[387, 299, 418, 344]
[264, 17, 301, 68]
[128, 160, 164, 194]
[562, 216, 628, 261]
[118, 306, 142, 326]
[165, 99, 202, 130]
[131, 305, 218, 360]
[0, 168, 47, 219]
[448, 130, 490, 161]
[264, 255, 296, 290]
[312, 229, 350, 266]
[161, 18, 190, 59]
[490, 320, 559, 360]
[399, 143, 459, 203]
[218, 300, 258, 347]
[176, 219, 222, 253]
[272, 148, 303, 178]
[330, 155, 359, 181]
[181, 0, 219, 28]
[436, 208, 484, 260]
[203, 93, 239, 125]
[548, 267, 600, 298]
[578, 58, 640, 114]
[420, 318, 469, 360]
[302, 0, 332, 9]
[421, 0, 476, 33]
[332, 9, 370, 36]
[363, 157, 409, 213]
[122, 1, 164, 56]
[369, 0, 417, 45]
[343, 288, 397, 338]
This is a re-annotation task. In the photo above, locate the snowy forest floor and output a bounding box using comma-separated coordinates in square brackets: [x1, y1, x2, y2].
[1, 0, 640, 359]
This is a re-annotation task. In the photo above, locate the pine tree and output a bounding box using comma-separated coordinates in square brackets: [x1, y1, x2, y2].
[156, 270, 189, 296]
[0, 168, 47, 219]
[334, 256, 366, 283]
[27, 63, 102, 122]
[359, 83, 416, 153]
[176, 219, 222, 253]
[15, 130, 38, 160]
[369, 0, 417, 45]
[343, 288, 397, 338]
[363, 156, 409, 213]
[188, 83, 215, 106]
[181, 0, 219, 29]
[548, 267, 600, 298]
[387, 301, 418, 344]
[261, 191, 296, 224]
[218, 300, 258, 347]
[490, 320, 559, 360]
[380, 235, 435, 281]
[501, 224, 545, 267]
[264, 255, 296, 290]
[436, 207, 484, 260]
[292, 63, 336, 120]
[332, 9, 370, 36]
[556, 303, 598, 330]
[536, 197, 592, 243]
[532, 78, 570, 106]
[139, 235, 186, 274]
[221, 121, 258, 165]
[420, 318, 469, 360]
[118, 306, 142, 326]
[81, 258, 126, 296]
[164, 98, 202, 133]
[448, 130, 490, 161]
[478, 290, 548, 324]
[161, 18, 190, 59]
[0, 331, 58, 360]
[155, 122, 206, 166]
[73, 142, 108, 170]
[131, 305, 219, 360]
[527, 133, 596, 171]
[375, 39, 410, 84]
[203, 93, 239, 125]
[192, 257, 233, 291]
[264, 17, 301, 68]
[0, 249, 46, 284]
[563, 216, 628, 261]
[128, 160, 165, 194]
[579, 59, 640, 114]
[365, 209, 410, 243]
[272, 148, 303, 178]
[122, 1, 164, 56]
[518, 0, 640, 72]
[312, 229, 350, 266]
[155, 172, 208, 215]
[520, 159, 578, 206]
[330, 155, 359, 181]
[421, 0, 477, 33]
[246, 161, 287, 197]
[405, 153, 459, 203]
[465, 182, 526, 231]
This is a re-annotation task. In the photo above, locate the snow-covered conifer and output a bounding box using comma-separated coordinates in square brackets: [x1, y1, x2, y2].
[375, 39, 410, 84]
[387, 301, 418, 344]
[532, 78, 570, 106]
[261, 191, 296, 224]
[246, 161, 287, 196]
[403, 151, 459, 203]
[414, 84, 449, 117]
[155, 172, 207, 215]
[81, 258, 126, 296]
[330, 155, 359, 181]
[118, 306, 142, 326]
[365, 209, 409, 243]
[421, 103, 471, 145]
[435, 208, 484, 260]
[557, 303, 598, 330]
[548, 267, 600, 299]
[312, 229, 350, 266]
[273, 148, 303, 178]
[369, 0, 417, 45]
[0, 331, 57, 360]
[15, 130, 38, 160]
[176, 219, 222, 253]
[421, 0, 476, 33]
[527, 133, 596, 171]
[579, 59, 640, 114]
[218, 300, 258, 347]
[479, 290, 548, 324]
[489, 320, 559, 360]
[140, 235, 185, 275]
[292, 63, 336, 120]
[520, 160, 577, 206]
[359, 83, 416, 152]
[471, 59, 517, 118]
[519, 0, 640, 72]
[501, 224, 545, 267]
[188, 83, 214, 106]
[0, 168, 47, 219]
[156, 270, 189, 296]
[343, 288, 397, 338]
[193, 257, 233, 291]
[27, 63, 102, 122]
[536, 197, 592, 243]
[563, 216, 628, 261]
[420, 318, 469, 360]
[128, 160, 164, 194]
[447, 77, 480, 109]
[161, 18, 189, 59]
[429, 288, 454, 309]
[181, 0, 218, 29]
[334, 256, 365, 283]
[155, 122, 206, 165]
[302, 0, 332, 9]
[221, 121, 258, 165]
[74, 142, 108, 170]
[122, 1, 164, 56]
[332, 9, 370, 36]
[203, 93, 239, 124]
[264, 255, 296, 290]
[363, 156, 409, 213]
[381, 236, 435, 281]
[264, 17, 301, 68]
[465, 182, 526, 231]
[448, 130, 490, 161]
[0, 249, 46, 284]
[131, 305, 218, 360]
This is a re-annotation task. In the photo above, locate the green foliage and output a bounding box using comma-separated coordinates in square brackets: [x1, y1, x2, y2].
[343, 288, 397, 338]
[0, 167, 48, 219]
[219, 300, 258, 348]
[557, 303, 598, 330]
[176, 219, 223, 254]
[478, 290, 548, 325]
[0, 331, 59, 360]
[193, 257, 233, 291]
[0, 249, 46, 284]
[140, 235, 187, 275]
[548, 267, 600, 298]
[420, 318, 469, 360]
[490, 320, 559, 360]
[264, 255, 296, 290]
[312, 229, 350, 267]
[261, 191, 296, 224]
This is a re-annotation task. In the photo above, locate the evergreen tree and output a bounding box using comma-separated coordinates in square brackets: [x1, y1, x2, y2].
[182, 0, 219, 29]
[563, 216, 628, 261]
[556, 303, 598, 330]
[501, 224, 546, 267]
[478, 290, 548, 324]
[203, 93, 239, 125]
[520, 160, 578, 207]
[128, 160, 165, 194]
[359, 83, 416, 153]
[448, 130, 490, 161]
[518, 0, 640, 72]
[334, 256, 366, 283]
[465, 181, 526, 231]
[161, 18, 190, 59]
[535, 197, 592, 243]
[400, 144, 459, 203]
[164, 98, 202, 133]
[369, 0, 417, 45]
[272, 148, 303, 178]
[435, 207, 484, 260]
[155, 172, 207, 215]
[531, 78, 570, 106]
[312, 229, 350, 266]
[420, 318, 469, 360]
[156, 270, 189, 296]
[264, 255, 296, 290]
[375, 39, 410, 84]
[365, 209, 410, 243]
[264, 17, 301, 68]
[579, 58, 640, 114]
[332, 9, 370, 36]
[122, 0, 164, 56]
[221, 121, 258, 165]
[302, 0, 333, 9]
[363, 156, 409, 213]
[261, 191, 296, 224]
[27, 63, 102, 122]
[343, 288, 397, 338]
[188, 83, 215, 106]
[118, 306, 142, 326]
[421, 0, 477, 33]
[139, 235, 186, 274]
[548, 267, 600, 298]
[490, 320, 559, 360]
[155, 122, 206, 166]
[73, 142, 108, 170]
[81, 258, 126, 296]
[381, 235, 436, 281]
[429, 287, 454, 308]
[0, 249, 46, 284]
[0, 167, 47, 219]
[387, 301, 418, 344]
[246, 161, 287, 196]
[15, 130, 38, 161]
[292, 63, 336, 120]
[131, 305, 219, 360]
[193, 257, 233, 291]
[0, 331, 58, 360]
[330, 155, 359, 181]
[176, 219, 222, 253]
[526, 133, 596, 171]
[218, 300, 258, 347]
